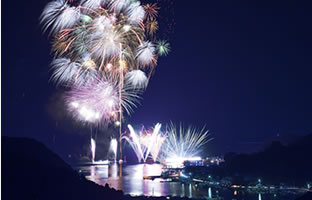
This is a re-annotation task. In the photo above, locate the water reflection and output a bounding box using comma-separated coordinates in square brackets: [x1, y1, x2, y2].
[78, 164, 302, 200]
[181, 183, 185, 197]
[188, 184, 192, 198]
[208, 187, 212, 199]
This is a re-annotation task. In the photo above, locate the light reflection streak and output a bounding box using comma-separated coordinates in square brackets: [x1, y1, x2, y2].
[82, 164, 226, 198]
[208, 187, 212, 199]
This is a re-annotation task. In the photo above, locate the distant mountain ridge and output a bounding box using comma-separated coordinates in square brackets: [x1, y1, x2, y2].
[222, 134, 312, 185]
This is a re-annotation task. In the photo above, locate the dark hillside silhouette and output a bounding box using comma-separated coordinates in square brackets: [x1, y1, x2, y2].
[2, 136, 193, 200]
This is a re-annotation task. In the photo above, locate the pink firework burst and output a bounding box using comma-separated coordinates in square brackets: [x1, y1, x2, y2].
[66, 75, 141, 126]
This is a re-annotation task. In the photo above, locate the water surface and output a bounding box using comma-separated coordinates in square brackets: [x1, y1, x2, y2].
[77, 163, 303, 200]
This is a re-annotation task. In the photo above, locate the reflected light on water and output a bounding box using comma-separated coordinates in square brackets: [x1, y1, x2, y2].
[88, 165, 109, 182]
[181, 184, 185, 197]
[78, 164, 301, 199]
[145, 179, 162, 197]
[208, 187, 212, 199]
[109, 163, 118, 178]
[189, 184, 192, 198]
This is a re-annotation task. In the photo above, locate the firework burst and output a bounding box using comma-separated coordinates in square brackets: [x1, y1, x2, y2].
[160, 123, 213, 163]
[41, 0, 171, 127]
[156, 40, 170, 56]
[136, 41, 156, 66]
[40, 0, 80, 36]
[125, 70, 147, 88]
[122, 123, 164, 162]
[143, 3, 159, 21]
[66, 75, 141, 125]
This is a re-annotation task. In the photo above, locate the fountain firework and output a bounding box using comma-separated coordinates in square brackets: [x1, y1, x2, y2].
[139, 129, 166, 162]
[91, 138, 96, 163]
[122, 123, 164, 162]
[160, 123, 213, 165]
[109, 138, 118, 161]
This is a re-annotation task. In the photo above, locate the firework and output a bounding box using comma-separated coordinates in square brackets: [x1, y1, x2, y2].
[122, 123, 164, 162]
[143, 3, 159, 21]
[125, 1, 145, 25]
[109, 138, 118, 161]
[81, 0, 106, 9]
[41, 0, 171, 129]
[160, 123, 212, 164]
[41, 0, 160, 82]
[136, 41, 156, 66]
[66, 75, 141, 125]
[125, 70, 147, 88]
[50, 58, 81, 86]
[40, 0, 80, 36]
[146, 20, 158, 36]
[123, 124, 145, 162]
[156, 40, 170, 56]
[91, 138, 96, 163]
[50, 57, 98, 87]
[139, 126, 166, 162]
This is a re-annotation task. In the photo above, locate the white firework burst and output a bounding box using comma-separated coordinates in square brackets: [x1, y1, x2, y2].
[50, 58, 81, 86]
[92, 16, 113, 33]
[40, 0, 80, 36]
[109, 0, 130, 14]
[126, 1, 145, 25]
[160, 123, 213, 163]
[50, 57, 98, 87]
[89, 26, 121, 60]
[125, 70, 147, 88]
[81, 0, 107, 9]
[136, 41, 156, 66]
[74, 67, 98, 87]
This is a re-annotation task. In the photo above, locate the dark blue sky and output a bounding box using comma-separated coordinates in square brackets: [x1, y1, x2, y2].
[3, 0, 312, 156]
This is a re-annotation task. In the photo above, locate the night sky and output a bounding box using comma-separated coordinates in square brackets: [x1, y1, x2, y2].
[3, 0, 312, 157]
